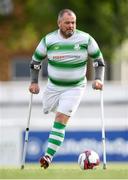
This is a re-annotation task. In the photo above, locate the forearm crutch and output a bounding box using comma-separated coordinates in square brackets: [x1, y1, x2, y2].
[21, 93, 33, 169]
[100, 88, 107, 169]
[100, 67, 107, 169]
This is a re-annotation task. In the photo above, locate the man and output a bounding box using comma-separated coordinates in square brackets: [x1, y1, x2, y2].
[29, 9, 105, 169]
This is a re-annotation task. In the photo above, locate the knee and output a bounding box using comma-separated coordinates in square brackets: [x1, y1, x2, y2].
[55, 112, 70, 125]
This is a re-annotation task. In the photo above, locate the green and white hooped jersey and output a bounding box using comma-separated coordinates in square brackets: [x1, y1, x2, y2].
[32, 29, 103, 89]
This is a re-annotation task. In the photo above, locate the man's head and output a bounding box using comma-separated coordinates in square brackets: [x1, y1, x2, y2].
[57, 9, 76, 38]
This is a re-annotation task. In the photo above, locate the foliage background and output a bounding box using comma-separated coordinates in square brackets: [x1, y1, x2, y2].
[0, 0, 128, 80]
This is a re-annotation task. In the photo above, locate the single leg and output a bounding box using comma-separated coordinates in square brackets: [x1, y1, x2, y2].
[40, 112, 69, 169]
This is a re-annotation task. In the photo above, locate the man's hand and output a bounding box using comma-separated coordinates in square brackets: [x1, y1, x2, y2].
[92, 79, 103, 90]
[29, 83, 40, 94]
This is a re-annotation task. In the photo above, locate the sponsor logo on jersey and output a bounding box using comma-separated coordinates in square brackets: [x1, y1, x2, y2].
[53, 55, 80, 60]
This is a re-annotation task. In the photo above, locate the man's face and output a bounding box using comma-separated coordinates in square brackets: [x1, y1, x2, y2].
[58, 12, 76, 38]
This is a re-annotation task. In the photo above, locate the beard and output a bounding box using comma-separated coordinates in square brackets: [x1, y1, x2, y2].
[60, 29, 74, 38]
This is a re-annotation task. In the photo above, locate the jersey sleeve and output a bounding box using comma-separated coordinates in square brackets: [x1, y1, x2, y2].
[87, 35, 103, 61]
[32, 37, 47, 62]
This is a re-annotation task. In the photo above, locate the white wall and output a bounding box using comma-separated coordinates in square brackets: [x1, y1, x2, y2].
[0, 80, 128, 129]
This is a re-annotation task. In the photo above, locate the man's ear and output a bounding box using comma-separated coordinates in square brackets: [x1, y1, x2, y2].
[57, 20, 60, 28]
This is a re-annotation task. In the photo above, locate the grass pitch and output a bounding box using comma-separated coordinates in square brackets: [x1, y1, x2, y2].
[0, 163, 128, 179]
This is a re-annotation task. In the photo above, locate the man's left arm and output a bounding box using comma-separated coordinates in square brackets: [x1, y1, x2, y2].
[87, 35, 105, 90]
[92, 58, 105, 90]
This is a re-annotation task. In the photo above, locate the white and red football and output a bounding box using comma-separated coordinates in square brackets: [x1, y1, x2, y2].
[78, 150, 100, 170]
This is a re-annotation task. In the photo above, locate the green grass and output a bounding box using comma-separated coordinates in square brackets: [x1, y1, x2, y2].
[0, 163, 128, 179]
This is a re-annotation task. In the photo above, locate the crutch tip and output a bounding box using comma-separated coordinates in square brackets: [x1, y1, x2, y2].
[21, 165, 24, 170]
[103, 164, 107, 170]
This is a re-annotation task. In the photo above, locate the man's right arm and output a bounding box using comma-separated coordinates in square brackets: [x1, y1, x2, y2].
[29, 37, 47, 94]
[29, 60, 41, 94]
[30, 60, 41, 84]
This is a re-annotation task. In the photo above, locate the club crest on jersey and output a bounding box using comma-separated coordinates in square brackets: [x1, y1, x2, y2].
[74, 44, 80, 50]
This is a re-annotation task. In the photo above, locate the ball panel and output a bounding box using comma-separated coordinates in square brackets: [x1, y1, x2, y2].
[88, 150, 100, 164]
[78, 152, 86, 170]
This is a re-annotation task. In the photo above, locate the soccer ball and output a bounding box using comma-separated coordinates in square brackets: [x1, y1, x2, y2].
[78, 150, 100, 170]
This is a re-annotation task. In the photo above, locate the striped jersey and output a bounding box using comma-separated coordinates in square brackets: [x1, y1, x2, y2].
[32, 29, 103, 89]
